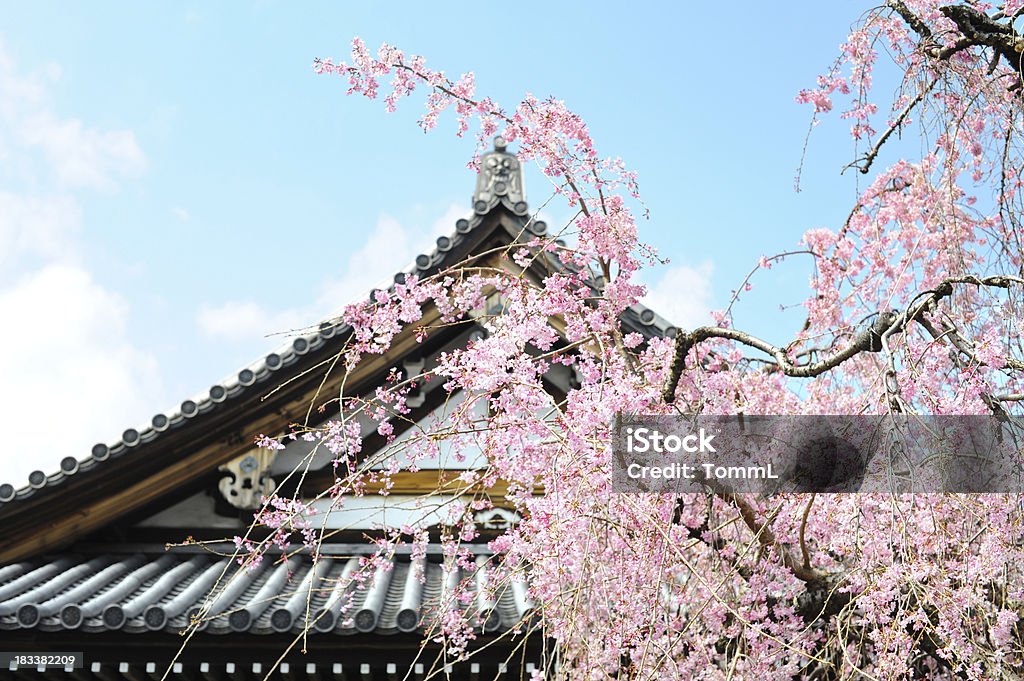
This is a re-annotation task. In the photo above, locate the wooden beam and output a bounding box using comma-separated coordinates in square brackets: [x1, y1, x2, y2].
[356, 470, 524, 497]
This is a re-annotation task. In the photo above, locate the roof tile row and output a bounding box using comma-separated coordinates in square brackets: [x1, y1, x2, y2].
[0, 551, 531, 636]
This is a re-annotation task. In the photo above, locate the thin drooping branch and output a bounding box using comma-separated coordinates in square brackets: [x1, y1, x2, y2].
[916, 306, 1024, 373]
[662, 274, 1023, 403]
[847, 77, 938, 175]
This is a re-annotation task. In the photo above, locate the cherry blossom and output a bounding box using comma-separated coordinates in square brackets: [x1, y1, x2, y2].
[224, 12, 1024, 677]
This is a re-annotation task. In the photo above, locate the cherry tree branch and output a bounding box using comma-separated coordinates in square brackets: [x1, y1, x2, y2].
[661, 312, 897, 403]
[846, 77, 938, 175]
[889, 1, 1024, 78]
[940, 5, 1024, 76]
[662, 274, 1023, 403]
[721, 492, 821, 583]
[887, 1, 977, 60]
[798, 493, 816, 572]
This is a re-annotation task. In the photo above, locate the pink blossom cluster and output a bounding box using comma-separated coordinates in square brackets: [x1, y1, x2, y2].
[227, 26, 1024, 677]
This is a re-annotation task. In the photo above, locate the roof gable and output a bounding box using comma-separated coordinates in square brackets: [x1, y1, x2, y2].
[0, 206, 532, 564]
[0, 139, 676, 564]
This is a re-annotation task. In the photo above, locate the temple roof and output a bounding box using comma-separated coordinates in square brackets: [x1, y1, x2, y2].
[0, 545, 539, 679]
[0, 547, 526, 637]
[0, 137, 677, 680]
[0, 138, 676, 566]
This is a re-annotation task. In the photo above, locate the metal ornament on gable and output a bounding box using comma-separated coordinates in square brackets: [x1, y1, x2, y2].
[218, 449, 277, 510]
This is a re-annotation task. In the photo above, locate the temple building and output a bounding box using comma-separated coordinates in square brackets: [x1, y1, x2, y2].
[0, 139, 674, 681]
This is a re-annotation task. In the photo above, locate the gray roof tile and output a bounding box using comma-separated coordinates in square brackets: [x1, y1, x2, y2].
[0, 550, 529, 637]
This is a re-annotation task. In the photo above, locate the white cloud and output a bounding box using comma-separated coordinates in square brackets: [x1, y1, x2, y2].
[0, 37, 160, 487]
[0, 42, 47, 117]
[196, 300, 307, 342]
[0, 266, 164, 486]
[197, 203, 467, 342]
[643, 261, 715, 329]
[171, 206, 191, 222]
[0, 191, 81, 269]
[19, 112, 146, 190]
[316, 206, 464, 314]
[0, 38, 146, 192]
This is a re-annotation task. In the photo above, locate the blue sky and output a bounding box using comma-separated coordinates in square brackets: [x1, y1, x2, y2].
[0, 3, 882, 485]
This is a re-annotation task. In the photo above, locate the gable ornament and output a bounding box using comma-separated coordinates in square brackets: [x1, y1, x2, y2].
[218, 449, 277, 510]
